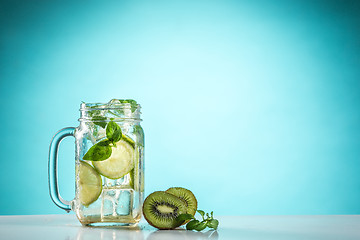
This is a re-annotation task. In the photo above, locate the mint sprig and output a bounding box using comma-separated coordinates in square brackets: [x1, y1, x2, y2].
[87, 99, 138, 128]
[83, 140, 112, 161]
[83, 121, 122, 161]
[106, 121, 122, 143]
[92, 116, 107, 128]
[177, 210, 219, 231]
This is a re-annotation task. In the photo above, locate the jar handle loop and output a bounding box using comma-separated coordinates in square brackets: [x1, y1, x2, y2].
[48, 127, 76, 212]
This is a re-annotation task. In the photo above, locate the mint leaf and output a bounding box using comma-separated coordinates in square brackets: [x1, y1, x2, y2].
[86, 105, 107, 128]
[106, 121, 122, 142]
[176, 214, 194, 223]
[92, 116, 107, 128]
[83, 140, 112, 161]
[120, 99, 138, 112]
[186, 220, 200, 230]
[194, 221, 207, 231]
[207, 219, 219, 230]
[185, 210, 219, 232]
[197, 210, 205, 219]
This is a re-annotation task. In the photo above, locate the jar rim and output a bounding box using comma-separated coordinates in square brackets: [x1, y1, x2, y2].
[79, 100, 142, 122]
[80, 102, 141, 111]
[78, 117, 142, 122]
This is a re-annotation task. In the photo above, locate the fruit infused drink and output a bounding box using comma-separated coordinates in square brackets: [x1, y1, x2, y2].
[73, 100, 144, 226]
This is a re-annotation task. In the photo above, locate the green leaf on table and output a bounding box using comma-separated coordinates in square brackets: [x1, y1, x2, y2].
[185, 210, 219, 232]
[186, 220, 200, 230]
[83, 140, 112, 161]
[197, 210, 205, 218]
[106, 121, 122, 142]
[207, 219, 219, 230]
[194, 221, 208, 231]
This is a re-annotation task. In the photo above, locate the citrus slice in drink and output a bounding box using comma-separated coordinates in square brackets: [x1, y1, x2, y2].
[78, 161, 102, 206]
[93, 138, 135, 179]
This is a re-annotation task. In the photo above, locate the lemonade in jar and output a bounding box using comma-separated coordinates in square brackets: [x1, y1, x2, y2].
[49, 99, 144, 226]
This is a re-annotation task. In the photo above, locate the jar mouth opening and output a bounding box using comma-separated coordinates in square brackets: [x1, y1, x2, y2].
[79, 99, 142, 122]
[80, 102, 141, 111]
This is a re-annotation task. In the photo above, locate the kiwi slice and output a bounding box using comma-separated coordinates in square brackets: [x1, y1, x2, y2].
[166, 187, 198, 217]
[142, 191, 188, 229]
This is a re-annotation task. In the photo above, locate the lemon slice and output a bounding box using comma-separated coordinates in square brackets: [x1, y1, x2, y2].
[78, 161, 102, 206]
[93, 138, 134, 179]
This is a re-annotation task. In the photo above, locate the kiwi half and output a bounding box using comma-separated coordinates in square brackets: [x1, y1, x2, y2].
[166, 187, 198, 216]
[142, 191, 187, 229]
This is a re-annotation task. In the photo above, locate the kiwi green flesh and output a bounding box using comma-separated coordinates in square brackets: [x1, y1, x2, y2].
[143, 191, 187, 229]
[166, 187, 198, 216]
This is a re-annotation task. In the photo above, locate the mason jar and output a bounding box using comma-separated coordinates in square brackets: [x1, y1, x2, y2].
[49, 99, 144, 227]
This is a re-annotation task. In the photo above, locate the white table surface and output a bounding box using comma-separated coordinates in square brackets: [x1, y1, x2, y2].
[0, 214, 359, 240]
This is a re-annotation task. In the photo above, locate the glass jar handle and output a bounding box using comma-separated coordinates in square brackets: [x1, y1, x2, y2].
[48, 127, 76, 212]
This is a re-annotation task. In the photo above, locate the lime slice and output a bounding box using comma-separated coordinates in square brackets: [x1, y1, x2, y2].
[93, 138, 134, 179]
[122, 134, 135, 148]
[78, 161, 102, 206]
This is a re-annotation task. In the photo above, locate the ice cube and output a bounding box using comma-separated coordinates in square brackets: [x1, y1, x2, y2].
[116, 189, 133, 216]
[101, 189, 117, 218]
[107, 99, 122, 106]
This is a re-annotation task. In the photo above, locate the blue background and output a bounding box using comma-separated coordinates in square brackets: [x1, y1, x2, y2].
[1, 0, 359, 215]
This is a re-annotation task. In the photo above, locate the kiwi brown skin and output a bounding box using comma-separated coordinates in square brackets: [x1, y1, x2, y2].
[165, 187, 198, 224]
[142, 191, 188, 230]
